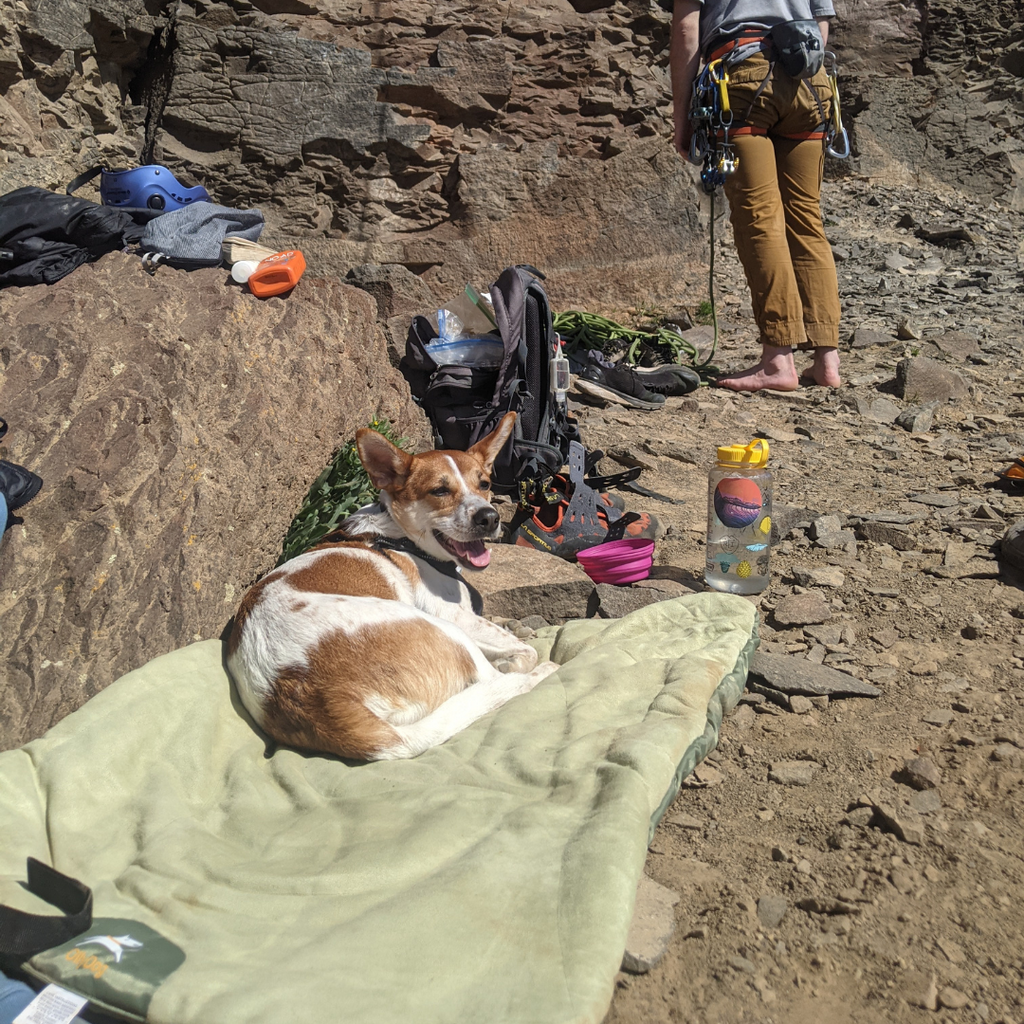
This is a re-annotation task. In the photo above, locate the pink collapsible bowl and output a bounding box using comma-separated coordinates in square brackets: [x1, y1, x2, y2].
[576, 537, 655, 585]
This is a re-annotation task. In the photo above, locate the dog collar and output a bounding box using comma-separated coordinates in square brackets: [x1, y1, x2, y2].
[371, 536, 484, 615]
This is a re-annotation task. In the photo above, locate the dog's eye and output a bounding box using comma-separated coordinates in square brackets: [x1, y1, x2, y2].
[479, 478, 491, 490]
[430, 487, 450, 497]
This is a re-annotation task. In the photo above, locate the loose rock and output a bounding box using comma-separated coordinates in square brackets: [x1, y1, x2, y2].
[771, 592, 832, 627]
[621, 876, 681, 974]
[748, 652, 881, 698]
[768, 761, 819, 786]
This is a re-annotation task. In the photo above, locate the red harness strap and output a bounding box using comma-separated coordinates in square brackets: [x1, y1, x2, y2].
[706, 35, 765, 62]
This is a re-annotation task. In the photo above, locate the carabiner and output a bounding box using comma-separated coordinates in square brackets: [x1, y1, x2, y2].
[826, 127, 850, 160]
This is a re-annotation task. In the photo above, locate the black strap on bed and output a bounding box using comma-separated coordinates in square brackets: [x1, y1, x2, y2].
[0, 858, 92, 959]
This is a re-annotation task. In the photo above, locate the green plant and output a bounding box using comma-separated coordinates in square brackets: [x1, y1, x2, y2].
[278, 419, 408, 565]
[694, 300, 715, 326]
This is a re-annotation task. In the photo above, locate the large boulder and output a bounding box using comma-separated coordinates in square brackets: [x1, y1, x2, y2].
[0, 254, 421, 749]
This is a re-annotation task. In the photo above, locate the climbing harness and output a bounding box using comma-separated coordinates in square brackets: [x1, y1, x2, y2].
[686, 37, 850, 365]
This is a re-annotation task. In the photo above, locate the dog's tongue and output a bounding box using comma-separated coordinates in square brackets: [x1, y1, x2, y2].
[451, 539, 490, 568]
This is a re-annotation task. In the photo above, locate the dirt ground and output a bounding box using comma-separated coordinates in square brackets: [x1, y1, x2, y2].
[575, 176, 1024, 1024]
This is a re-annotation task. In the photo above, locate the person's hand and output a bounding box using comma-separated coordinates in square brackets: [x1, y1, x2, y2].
[674, 107, 694, 161]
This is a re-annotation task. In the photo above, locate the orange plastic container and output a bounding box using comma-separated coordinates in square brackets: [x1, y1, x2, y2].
[248, 250, 306, 298]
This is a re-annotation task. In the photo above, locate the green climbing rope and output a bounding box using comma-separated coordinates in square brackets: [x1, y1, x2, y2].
[553, 288, 719, 372]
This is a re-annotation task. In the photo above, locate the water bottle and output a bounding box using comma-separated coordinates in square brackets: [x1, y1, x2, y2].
[705, 439, 773, 595]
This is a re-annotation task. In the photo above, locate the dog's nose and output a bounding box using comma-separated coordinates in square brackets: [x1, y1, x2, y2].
[473, 507, 499, 531]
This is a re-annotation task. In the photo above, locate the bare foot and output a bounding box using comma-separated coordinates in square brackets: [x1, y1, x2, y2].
[799, 347, 843, 388]
[715, 345, 799, 392]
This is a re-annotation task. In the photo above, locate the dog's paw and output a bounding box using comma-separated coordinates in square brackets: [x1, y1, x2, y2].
[494, 647, 539, 675]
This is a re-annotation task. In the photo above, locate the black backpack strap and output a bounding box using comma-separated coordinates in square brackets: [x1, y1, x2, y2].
[0, 858, 93, 959]
[490, 267, 526, 402]
[65, 166, 104, 196]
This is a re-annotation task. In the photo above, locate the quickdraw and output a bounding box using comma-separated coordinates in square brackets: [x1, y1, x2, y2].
[689, 59, 739, 195]
[823, 51, 850, 159]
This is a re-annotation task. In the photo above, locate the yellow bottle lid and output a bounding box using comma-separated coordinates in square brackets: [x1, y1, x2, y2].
[717, 438, 770, 467]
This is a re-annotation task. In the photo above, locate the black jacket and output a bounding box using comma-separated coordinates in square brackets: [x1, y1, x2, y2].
[0, 187, 143, 288]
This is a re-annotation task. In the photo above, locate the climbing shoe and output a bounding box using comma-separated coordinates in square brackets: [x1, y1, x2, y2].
[514, 496, 661, 560]
[631, 363, 701, 396]
[575, 353, 666, 411]
[0, 460, 43, 513]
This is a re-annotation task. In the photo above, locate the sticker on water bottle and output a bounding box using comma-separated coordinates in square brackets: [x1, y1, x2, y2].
[713, 477, 763, 528]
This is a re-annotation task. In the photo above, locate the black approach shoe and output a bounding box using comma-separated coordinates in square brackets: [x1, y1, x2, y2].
[632, 363, 702, 396]
[576, 360, 666, 411]
[0, 460, 43, 512]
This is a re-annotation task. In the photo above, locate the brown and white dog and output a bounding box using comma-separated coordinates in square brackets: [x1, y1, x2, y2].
[226, 412, 558, 761]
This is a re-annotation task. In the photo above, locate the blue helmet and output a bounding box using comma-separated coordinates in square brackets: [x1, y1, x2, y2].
[99, 165, 210, 212]
[66, 164, 211, 213]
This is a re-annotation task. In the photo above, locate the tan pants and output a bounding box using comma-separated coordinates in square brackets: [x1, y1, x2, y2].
[720, 54, 840, 349]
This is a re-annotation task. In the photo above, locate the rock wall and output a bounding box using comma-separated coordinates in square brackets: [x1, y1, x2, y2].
[2, 0, 1017, 311]
[0, 256, 418, 748]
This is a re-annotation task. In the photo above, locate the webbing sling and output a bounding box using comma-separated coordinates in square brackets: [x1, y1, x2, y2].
[0, 858, 92, 960]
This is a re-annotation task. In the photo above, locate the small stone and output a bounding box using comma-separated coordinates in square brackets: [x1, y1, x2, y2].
[791, 565, 846, 589]
[794, 858, 812, 875]
[809, 515, 842, 540]
[991, 743, 1017, 762]
[684, 926, 708, 940]
[621, 875, 681, 974]
[519, 614, 551, 631]
[849, 327, 893, 349]
[901, 970, 938, 1011]
[756, 809, 775, 822]
[731, 704, 756, 731]
[856, 521, 918, 550]
[844, 806, 875, 827]
[938, 987, 969, 1010]
[896, 404, 935, 433]
[666, 811, 703, 830]
[729, 955, 757, 974]
[1001, 518, 1024, 572]
[908, 789, 942, 814]
[896, 315, 922, 339]
[900, 756, 942, 790]
[772, 592, 832, 627]
[921, 708, 955, 727]
[757, 894, 788, 929]
[854, 396, 902, 424]
[872, 801, 925, 845]
[789, 695, 814, 715]
[769, 761, 819, 786]
[908, 492, 960, 509]
[889, 867, 917, 894]
[895, 356, 969, 403]
[748, 652, 881, 697]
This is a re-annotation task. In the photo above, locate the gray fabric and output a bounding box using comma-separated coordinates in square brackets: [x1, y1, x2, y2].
[139, 204, 263, 262]
[660, 0, 835, 56]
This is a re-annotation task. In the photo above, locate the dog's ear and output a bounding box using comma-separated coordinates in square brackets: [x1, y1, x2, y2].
[356, 428, 413, 491]
[468, 411, 516, 472]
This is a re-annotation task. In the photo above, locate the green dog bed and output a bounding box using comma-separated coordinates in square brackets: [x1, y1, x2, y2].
[0, 593, 757, 1024]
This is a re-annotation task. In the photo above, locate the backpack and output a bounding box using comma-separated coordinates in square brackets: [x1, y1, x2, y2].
[400, 264, 580, 496]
